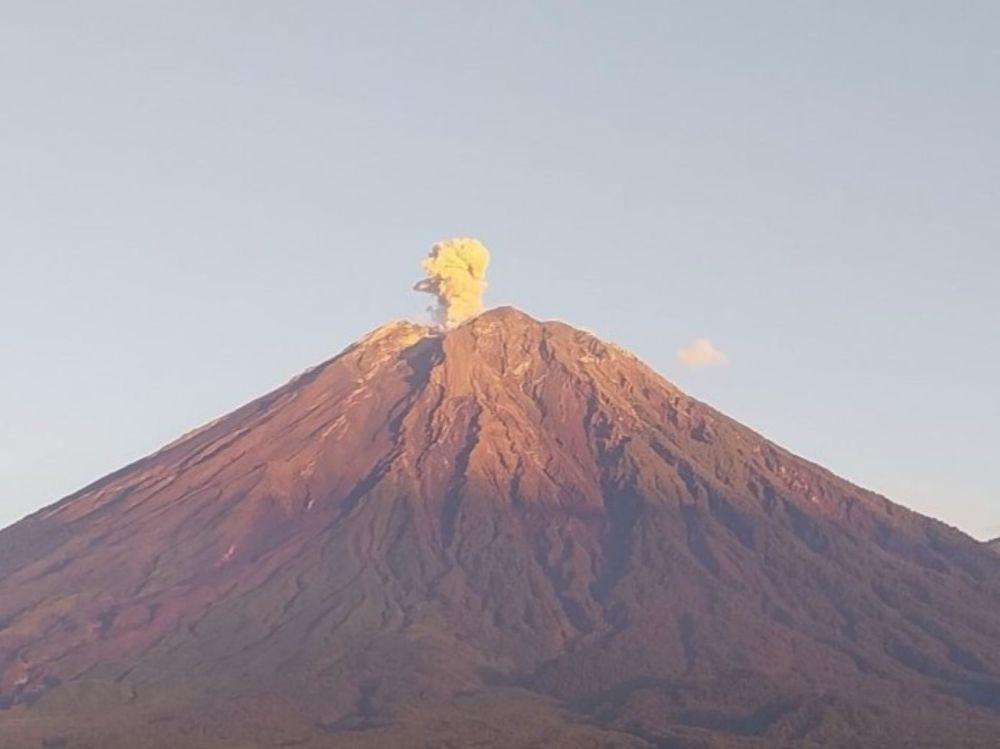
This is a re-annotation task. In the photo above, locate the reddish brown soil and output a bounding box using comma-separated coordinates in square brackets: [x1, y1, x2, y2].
[2, 307, 999, 747]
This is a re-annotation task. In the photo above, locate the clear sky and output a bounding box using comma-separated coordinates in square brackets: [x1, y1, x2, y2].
[2, 3, 997, 538]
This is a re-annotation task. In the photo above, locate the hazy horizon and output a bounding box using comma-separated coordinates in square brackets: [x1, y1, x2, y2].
[2, 3, 998, 539]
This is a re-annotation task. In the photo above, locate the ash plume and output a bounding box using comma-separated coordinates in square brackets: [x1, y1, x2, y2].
[415, 238, 490, 328]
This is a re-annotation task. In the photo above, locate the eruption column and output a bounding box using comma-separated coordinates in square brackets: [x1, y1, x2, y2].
[414, 238, 490, 328]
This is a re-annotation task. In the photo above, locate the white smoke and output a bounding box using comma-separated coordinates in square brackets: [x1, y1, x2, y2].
[414, 238, 490, 328]
[677, 338, 729, 369]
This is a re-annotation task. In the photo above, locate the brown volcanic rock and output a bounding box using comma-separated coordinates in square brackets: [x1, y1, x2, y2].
[2, 307, 1000, 747]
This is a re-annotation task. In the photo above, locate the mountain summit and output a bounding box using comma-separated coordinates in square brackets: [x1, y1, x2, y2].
[2, 308, 999, 747]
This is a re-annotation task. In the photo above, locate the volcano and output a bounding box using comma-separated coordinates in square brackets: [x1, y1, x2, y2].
[2, 307, 999, 748]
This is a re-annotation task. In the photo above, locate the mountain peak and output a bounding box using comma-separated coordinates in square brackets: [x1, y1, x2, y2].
[2, 313, 1000, 747]
[469, 304, 539, 324]
[357, 318, 431, 341]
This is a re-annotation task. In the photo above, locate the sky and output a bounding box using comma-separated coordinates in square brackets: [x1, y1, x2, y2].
[1, 2, 997, 539]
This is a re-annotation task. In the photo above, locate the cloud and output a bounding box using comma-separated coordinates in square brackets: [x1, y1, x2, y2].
[414, 237, 490, 328]
[677, 338, 729, 369]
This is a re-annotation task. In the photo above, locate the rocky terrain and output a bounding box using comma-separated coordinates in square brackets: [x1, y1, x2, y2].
[2, 307, 999, 747]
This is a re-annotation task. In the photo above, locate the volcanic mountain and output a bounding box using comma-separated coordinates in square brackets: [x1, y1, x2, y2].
[2, 307, 999, 748]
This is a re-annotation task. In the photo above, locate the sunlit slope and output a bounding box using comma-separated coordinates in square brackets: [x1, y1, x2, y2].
[2, 307, 999, 747]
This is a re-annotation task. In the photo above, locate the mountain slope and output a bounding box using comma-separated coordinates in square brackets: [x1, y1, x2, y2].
[2, 307, 999, 748]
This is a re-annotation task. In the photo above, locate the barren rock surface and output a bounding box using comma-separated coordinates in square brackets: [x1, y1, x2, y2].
[2, 307, 999, 747]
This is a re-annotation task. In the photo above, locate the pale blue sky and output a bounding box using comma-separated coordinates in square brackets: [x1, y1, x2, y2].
[1, 3, 997, 538]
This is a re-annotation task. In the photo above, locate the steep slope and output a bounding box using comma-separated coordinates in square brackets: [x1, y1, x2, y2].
[1, 307, 999, 748]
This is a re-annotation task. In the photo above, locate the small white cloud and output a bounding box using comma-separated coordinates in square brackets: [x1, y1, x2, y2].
[677, 338, 729, 369]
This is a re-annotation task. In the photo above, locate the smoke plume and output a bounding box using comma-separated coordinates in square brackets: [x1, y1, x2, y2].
[415, 238, 490, 328]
